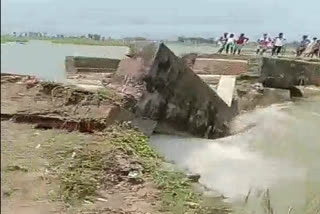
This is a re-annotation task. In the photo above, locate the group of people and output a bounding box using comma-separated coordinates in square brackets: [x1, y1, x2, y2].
[296, 35, 320, 58]
[217, 32, 320, 58]
[217, 33, 249, 55]
[256, 33, 286, 56]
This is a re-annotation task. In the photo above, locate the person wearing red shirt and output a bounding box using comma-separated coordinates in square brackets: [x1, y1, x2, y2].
[234, 33, 249, 55]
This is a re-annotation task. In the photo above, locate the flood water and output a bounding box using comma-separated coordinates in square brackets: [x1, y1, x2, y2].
[1, 41, 220, 82]
[150, 97, 320, 214]
[1, 40, 129, 82]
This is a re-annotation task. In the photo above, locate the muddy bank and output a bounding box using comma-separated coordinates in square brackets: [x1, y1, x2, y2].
[1, 75, 229, 214]
[1, 75, 135, 132]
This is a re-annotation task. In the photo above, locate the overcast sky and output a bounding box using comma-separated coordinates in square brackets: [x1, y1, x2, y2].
[1, 0, 319, 40]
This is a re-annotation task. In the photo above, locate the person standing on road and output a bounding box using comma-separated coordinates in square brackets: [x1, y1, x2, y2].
[272, 33, 286, 56]
[234, 33, 249, 55]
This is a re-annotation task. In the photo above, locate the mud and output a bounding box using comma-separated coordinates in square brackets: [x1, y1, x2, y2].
[1, 75, 135, 133]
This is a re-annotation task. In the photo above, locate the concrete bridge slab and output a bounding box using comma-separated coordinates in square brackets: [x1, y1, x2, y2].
[217, 75, 236, 107]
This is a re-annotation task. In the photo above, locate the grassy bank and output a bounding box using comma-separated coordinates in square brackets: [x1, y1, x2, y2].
[1, 36, 29, 44]
[42, 122, 229, 213]
[1, 35, 129, 47]
[50, 38, 129, 47]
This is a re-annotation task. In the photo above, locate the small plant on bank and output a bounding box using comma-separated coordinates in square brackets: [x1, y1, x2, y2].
[44, 123, 226, 213]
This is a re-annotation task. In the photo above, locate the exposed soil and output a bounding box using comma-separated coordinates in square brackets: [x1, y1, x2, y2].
[1, 75, 135, 133]
[1, 121, 161, 214]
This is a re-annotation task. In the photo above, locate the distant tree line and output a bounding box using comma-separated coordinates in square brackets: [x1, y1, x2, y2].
[87, 34, 102, 41]
[123, 37, 147, 41]
[177, 36, 216, 44]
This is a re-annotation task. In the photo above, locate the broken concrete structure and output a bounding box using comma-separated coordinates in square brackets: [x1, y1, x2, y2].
[216, 75, 236, 107]
[182, 53, 262, 76]
[110, 44, 238, 138]
[193, 58, 248, 75]
[184, 53, 320, 110]
[260, 57, 320, 89]
[61, 44, 320, 138]
[65, 56, 121, 73]
[65, 56, 122, 90]
[236, 85, 291, 112]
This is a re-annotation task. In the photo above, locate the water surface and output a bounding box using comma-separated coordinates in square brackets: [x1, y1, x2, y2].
[1, 40, 129, 82]
[150, 97, 320, 213]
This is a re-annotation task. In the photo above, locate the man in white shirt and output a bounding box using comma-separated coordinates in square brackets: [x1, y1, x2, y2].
[272, 33, 286, 56]
[217, 32, 229, 54]
[225, 33, 235, 54]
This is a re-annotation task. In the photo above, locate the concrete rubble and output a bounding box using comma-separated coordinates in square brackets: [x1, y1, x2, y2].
[260, 57, 320, 89]
[61, 44, 320, 137]
[109, 44, 238, 138]
[3, 44, 320, 139]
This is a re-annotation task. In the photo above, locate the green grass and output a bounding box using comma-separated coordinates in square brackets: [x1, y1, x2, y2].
[1, 36, 29, 44]
[1, 35, 130, 48]
[43, 122, 224, 213]
[106, 123, 224, 214]
[50, 38, 129, 47]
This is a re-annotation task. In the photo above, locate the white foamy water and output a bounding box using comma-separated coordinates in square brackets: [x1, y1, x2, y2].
[150, 97, 320, 213]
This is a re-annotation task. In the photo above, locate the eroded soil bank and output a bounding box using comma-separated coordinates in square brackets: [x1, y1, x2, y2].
[1, 75, 230, 214]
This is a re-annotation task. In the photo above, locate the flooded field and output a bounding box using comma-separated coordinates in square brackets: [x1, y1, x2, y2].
[150, 97, 320, 213]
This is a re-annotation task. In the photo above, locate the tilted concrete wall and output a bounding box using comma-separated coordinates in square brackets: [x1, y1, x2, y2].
[193, 58, 248, 75]
[260, 57, 320, 88]
[182, 53, 262, 76]
[135, 44, 238, 138]
[65, 56, 121, 73]
[197, 53, 251, 61]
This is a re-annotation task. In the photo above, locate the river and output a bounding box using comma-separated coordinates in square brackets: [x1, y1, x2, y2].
[2, 41, 320, 213]
[1, 40, 220, 82]
[150, 97, 320, 214]
[1, 40, 129, 82]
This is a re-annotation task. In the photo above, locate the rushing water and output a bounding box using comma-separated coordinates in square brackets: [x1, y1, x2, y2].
[1, 40, 129, 82]
[150, 97, 320, 213]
